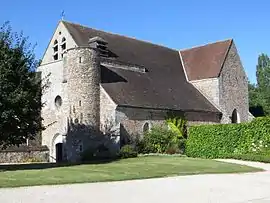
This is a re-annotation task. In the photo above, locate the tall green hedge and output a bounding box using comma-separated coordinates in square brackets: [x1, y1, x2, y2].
[186, 117, 270, 158]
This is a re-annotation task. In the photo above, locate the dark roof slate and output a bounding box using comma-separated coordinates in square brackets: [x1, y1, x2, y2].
[180, 39, 232, 80]
[63, 21, 220, 113]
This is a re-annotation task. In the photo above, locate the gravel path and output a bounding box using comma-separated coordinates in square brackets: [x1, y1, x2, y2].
[1, 159, 270, 203]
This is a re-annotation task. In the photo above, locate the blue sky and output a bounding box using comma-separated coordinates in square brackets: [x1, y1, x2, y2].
[1, 0, 270, 83]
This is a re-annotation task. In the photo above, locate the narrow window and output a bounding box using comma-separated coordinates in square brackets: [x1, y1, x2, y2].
[80, 113, 83, 123]
[61, 37, 66, 51]
[73, 106, 76, 113]
[79, 142, 83, 152]
[79, 100, 81, 106]
[55, 95, 62, 109]
[53, 39, 58, 61]
[79, 57, 82, 63]
[143, 122, 150, 133]
[53, 54, 58, 61]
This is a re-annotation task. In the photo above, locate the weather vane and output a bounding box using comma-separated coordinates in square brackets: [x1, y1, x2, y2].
[61, 10, 65, 20]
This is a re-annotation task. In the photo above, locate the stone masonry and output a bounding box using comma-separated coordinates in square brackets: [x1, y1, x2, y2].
[187, 42, 250, 123]
[35, 21, 251, 163]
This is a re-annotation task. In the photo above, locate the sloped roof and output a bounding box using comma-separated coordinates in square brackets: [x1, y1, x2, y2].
[180, 39, 232, 81]
[62, 21, 220, 113]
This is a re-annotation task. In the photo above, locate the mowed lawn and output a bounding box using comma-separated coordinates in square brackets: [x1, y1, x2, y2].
[0, 156, 262, 188]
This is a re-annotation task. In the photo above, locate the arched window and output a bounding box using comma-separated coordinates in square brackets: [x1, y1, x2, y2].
[231, 109, 240, 123]
[54, 95, 62, 109]
[53, 39, 58, 60]
[61, 37, 66, 49]
[61, 37, 66, 58]
[143, 122, 150, 133]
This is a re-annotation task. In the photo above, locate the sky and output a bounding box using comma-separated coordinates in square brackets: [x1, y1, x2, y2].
[1, 0, 270, 83]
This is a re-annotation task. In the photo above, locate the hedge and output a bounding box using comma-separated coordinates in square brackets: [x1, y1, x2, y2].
[186, 117, 270, 159]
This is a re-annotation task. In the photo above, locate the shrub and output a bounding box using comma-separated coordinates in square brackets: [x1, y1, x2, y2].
[138, 126, 174, 153]
[186, 117, 270, 159]
[225, 154, 270, 163]
[138, 126, 185, 154]
[118, 145, 138, 159]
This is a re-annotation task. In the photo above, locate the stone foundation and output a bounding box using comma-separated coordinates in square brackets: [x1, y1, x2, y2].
[0, 146, 49, 163]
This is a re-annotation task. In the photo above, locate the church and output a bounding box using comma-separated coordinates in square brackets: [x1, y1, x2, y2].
[37, 20, 253, 162]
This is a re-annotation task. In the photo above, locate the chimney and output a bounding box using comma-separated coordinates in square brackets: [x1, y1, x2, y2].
[88, 36, 109, 57]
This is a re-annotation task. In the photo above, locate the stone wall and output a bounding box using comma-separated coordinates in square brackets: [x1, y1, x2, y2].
[219, 42, 249, 123]
[116, 106, 221, 144]
[41, 21, 77, 65]
[64, 47, 101, 162]
[187, 41, 249, 124]
[190, 78, 220, 108]
[0, 146, 49, 163]
[37, 60, 68, 162]
[100, 86, 117, 133]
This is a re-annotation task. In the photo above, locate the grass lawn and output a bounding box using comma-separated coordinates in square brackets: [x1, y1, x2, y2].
[0, 156, 262, 188]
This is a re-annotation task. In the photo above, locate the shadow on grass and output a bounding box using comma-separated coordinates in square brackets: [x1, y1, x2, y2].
[0, 157, 120, 172]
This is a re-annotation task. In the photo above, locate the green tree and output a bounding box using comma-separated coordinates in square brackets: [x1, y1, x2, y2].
[249, 54, 270, 116]
[0, 22, 44, 148]
[256, 54, 270, 114]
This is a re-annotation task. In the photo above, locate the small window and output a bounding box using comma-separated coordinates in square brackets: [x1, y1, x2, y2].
[79, 100, 81, 106]
[53, 54, 58, 61]
[53, 40, 59, 61]
[59, 31, 62, 35]
[80, 113, 83, 123]
[55, 95, 62, 108]
[61, 43, 66, 51]
[143, 122, 150, 133]
[53, 45, 58, 53]
[79, 57, 82, 63]
[78, 142, 83, 152]
[73, 106, 76, 113]
[61, 37, 66, 52]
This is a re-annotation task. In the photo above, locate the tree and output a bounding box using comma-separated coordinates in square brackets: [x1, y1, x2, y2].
[0, 22, 44, 148]
[249, 54, 270, 116]
[256, 54, 270, 115]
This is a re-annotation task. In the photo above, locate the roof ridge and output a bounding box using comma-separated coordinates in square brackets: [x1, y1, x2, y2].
[179, 38, 233, 52]
[61, 20, 178, 52]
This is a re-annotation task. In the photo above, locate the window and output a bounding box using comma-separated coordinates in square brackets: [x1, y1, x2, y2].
[231, 109, 240, 123]
[53, 54, 58, 61]
[79, 57, 82, 63]
[79, 100, 81, 106]
[143, 122, 150, 133]
[60, 37, 67, 59]
[53, 39, 58, 61]
[80, 113, 83, 123]
[55, 95, 62, 108]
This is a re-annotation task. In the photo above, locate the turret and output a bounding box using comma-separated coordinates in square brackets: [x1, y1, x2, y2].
[63, 37, 103, 161]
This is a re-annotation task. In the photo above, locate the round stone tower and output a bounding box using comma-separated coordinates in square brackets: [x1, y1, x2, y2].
[64, 46, 100, 129]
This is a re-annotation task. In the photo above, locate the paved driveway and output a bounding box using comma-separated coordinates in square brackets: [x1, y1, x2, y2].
[0, 159, 270, 203]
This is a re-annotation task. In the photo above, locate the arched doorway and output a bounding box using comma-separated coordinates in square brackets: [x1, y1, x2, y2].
[51, 133, 63, 163]
[56, 143, 63, 162]
[231, 109, 240, 123]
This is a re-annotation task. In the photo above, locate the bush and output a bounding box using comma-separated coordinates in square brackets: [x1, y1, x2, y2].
[138, 126, 185, 154]
[225, 154, 270, 163]
[186, 117, 270, 159]
[119, 145, 138, 159]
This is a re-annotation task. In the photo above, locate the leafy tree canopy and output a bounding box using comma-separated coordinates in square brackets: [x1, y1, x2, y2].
[0, 22, 43, 149]
[249, 54, 270, 116]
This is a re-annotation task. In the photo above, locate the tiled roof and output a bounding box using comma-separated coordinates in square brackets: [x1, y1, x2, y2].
[180, 39, 232, 80]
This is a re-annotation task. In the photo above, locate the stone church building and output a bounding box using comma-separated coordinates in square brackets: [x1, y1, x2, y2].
[37, 20, 252, 162]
